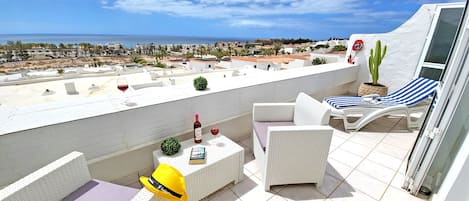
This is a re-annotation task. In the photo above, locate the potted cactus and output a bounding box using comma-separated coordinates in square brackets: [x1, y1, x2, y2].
[358, 40, 388, 96]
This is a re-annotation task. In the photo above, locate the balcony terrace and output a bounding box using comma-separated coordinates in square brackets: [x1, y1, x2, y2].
[115, 117, 425, 201]
[1, 2, 468, 201]
[0, 60, 426, 201]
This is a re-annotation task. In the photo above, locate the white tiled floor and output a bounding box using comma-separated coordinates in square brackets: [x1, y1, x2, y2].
[127, 116, 429, 201]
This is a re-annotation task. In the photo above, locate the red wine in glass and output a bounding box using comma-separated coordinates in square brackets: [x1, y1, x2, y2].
[117, 77, 129, 93]
[211, 127, 219, 136]
[117, 84, 128, 92]
[117, 77, 131, 105]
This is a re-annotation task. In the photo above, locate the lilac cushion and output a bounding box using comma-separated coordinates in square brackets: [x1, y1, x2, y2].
[253, 121, 295, 151]
[62, 179, 139, 201]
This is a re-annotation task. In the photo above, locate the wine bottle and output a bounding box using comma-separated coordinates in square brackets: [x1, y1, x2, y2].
[194, 113, 202, 143]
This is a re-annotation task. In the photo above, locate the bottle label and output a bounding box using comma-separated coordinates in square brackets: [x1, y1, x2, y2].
[195, 128, 202, 140]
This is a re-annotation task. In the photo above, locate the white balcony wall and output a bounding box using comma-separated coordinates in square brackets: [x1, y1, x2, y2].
[231, 59, 278, 70]
[346, 4, 437, 93]
[0, 63, 358, 187]
[189, 60, 217, 72]
[282, 59, 312, 69]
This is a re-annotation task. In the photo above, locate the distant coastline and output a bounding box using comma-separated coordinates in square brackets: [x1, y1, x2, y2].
[0, 34, 255, 48]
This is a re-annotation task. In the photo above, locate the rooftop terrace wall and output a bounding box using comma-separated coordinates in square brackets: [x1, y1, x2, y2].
[0, 63, 358, 187]
[346, 4, 439, 93]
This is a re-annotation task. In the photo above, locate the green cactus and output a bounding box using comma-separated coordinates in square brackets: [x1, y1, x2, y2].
[161, 137, 181, 156]
[368, 40, 387, 86]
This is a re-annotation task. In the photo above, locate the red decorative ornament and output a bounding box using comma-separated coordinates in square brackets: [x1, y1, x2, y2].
[347, 55, 355, 64]
[352, 40, 364, 51]
[347, 39, 363, 64]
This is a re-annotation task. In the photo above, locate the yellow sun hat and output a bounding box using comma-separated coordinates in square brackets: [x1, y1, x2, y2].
[139, 163, 188, 201]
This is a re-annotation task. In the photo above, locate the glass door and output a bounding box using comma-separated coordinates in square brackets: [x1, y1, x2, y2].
[404, 2, 468, 196]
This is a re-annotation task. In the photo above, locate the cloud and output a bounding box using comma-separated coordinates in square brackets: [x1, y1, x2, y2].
[226, 18, 312, 28]
[416, 0, 464, 3]
[106, 0, 366, 18]
[103, 0, 438, 29]
[228, 19, 275, 28]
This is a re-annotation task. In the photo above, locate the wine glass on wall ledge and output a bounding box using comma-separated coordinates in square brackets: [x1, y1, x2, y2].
[117, 77, 135, 106]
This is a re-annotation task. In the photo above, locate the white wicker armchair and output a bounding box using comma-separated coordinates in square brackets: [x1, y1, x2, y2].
[0, 151, 143, 201]
[252, 92, 333, 191]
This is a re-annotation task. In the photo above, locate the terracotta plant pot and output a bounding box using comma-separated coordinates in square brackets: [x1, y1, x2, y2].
[358, 82, 388, 96]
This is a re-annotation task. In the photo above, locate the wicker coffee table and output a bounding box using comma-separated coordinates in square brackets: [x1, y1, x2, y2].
[152, 134, 244, 201]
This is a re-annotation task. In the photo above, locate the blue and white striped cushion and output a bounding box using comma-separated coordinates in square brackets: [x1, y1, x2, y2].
[325, 77, 438, 109]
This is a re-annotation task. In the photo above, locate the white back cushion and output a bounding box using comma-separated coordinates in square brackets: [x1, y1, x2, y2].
[293, 92, 331, 126]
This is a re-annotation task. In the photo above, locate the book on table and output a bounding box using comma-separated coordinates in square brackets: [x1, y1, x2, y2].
[189, 146, 206, 164]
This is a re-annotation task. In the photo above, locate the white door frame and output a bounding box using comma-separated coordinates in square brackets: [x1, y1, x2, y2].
[414, 4, 465, 78]
[405, 2, 469, 195]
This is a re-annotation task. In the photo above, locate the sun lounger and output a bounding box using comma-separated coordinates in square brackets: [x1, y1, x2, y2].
[323, 77, 439, 131]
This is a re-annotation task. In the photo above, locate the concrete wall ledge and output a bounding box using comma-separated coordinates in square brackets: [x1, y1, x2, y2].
[0, 62, 358, 186]
[0, 63, 358, 135]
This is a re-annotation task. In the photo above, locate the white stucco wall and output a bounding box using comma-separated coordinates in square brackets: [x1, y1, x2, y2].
[283, 59, 308, 69]
[346, 4, 437, 93]
[0, 74, 22, 82]
[189, 60, 217, 72]
[282, 47, 296, 54]
[254, 62, 277, 71]
[231, 59, 254, 68]
[231, 59, 278, 71]
[0, 63, 358, 187]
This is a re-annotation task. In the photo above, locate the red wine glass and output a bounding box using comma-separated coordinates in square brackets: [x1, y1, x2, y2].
[117, 77, 130, 105]
[117, 77, 128, 93]
[211, 127, 219, 136]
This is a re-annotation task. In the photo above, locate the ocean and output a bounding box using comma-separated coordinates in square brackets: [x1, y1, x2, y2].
[0, 34, 254, 48]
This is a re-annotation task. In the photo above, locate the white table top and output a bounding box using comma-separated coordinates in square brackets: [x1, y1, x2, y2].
[153, 134, 244, 176]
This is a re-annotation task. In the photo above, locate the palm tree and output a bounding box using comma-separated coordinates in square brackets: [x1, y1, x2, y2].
[14, 40, 23, 50]
[212, 48, 226, 61]
[93, 58, 101, 67]
[261, 48, 275, 56]
[197, 45, 207, 56]
[182, 52, 194, 61]
[6, 41, 15, 51]
[296, 47, 306, 53]
[227, 46, 233, 56]
[160, 48, 168, 60]
[130, 53, 146, 64]
[273, 42, 283, 55]
[154, 52, 162, 63]
[239, 48, 249, 56]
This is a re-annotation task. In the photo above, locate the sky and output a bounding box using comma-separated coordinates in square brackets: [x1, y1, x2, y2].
[0, 0, 464, 40]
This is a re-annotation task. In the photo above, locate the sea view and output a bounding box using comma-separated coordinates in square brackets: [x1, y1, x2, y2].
[0, 34, 254, 47]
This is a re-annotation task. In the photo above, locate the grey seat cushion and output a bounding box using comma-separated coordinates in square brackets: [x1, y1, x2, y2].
[62, 179, 139, 201]
[253, 121, 295, 151]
